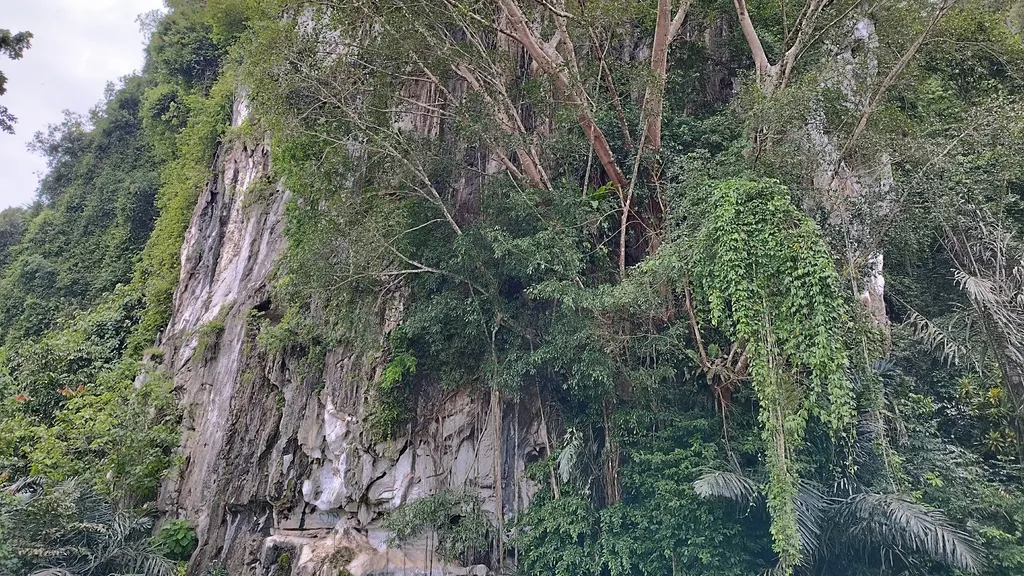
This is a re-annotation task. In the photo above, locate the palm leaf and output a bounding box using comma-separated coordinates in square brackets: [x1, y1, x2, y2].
[830, 493, 982, 573]
[793, 480, 827, 562]
[905, 309, 979, 370]
[693, 470, 760, 507]
[6, 477, 177, 576]
[556, 428, 584, 486]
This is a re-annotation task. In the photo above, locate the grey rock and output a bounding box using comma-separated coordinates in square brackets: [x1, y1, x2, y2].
[156, 92, 546, 576]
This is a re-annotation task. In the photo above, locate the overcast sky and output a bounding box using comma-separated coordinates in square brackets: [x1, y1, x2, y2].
[0, 0, 165, 210]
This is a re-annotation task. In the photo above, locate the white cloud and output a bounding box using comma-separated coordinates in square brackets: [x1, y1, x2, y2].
[0, 0, 165, 210]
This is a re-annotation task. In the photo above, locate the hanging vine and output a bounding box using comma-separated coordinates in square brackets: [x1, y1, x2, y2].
[688, 178, 854, 569]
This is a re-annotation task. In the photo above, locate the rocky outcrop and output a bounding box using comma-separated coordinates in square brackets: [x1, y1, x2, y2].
[157, 96, 546, 576]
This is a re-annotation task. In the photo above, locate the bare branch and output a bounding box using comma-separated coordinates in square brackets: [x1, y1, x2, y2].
[497, 0, 627, 188]
[779, 0, 831, 86]
[533, 0, 579, 20]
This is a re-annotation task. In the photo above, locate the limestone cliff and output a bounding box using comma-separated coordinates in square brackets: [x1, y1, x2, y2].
[156, 96, 545, 576]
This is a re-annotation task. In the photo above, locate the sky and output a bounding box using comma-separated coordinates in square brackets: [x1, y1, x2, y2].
[0, 0, 165, 210]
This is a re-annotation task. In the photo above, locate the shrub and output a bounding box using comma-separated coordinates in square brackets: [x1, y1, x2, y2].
[155, 518, 198, 562]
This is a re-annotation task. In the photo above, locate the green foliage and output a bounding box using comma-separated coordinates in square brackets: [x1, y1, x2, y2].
[2, 0, 1020, 574]
[917, 4, 1024, 102]
[598, 410, 766, 576]
[831, 493, 980, 572]
[883, 338, 1024, 575]
[142, 83, 192, 159]
[0, 2, 242, 572]
[694, 469, 982, 573]
[0, 78, 160, 345]
[512, 407, 767, 576]
[0, 478, 177, 576]
[512, 492, 602, 576]
[0, 27, 32, 133]
[684, 177, 853, 567]
[367, 328, 418, 439]
[380, 346, 418, 391]
[382, 490, 491, 565]
[0, 0, 232, 514]
[16, 288, 139, 395]
[240, 173, 278, 212]
[205, 0, 261, 48]
[155, 519, 198, 562]
[0, 207, 28, 270]
[194, 314, 227, 363]
[0, 286, 180, 500]
[130, 71, 233, 357]
[231, 1, 1024, 573]
[277, 551, 292, 574]
[146, 7, 224, 89]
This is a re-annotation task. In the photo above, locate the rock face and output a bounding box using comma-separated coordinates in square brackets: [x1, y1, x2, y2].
[157, 97, 545, 576]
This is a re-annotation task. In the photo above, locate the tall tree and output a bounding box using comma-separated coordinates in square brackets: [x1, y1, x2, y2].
[0, 28, 32, 134]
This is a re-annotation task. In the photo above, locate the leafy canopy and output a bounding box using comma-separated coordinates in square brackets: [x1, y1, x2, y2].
[0, 28, 32, 133]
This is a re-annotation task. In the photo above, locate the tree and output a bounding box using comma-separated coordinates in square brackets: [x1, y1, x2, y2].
[245, 0, 693, 277]
[0, 28, 32, 134]
[0, 478, 177, 576]
[727, 0, 959, 333]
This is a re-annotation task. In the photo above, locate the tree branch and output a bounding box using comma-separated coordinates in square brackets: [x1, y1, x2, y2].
[645, 0, 692, 151]
[733, 0, 773, 78]
[497, 0, 627, 188]
[840, 0, 956, 161]
[669, 0, 694, 42]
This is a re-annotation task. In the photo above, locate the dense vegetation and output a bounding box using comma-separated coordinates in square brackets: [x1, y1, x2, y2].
[3, 0, 1024, 575]
[0, 2, 239, 573]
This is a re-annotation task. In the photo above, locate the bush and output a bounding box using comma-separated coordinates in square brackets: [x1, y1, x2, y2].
[155, 518, 199, 561]
[382, 490, 491, 565]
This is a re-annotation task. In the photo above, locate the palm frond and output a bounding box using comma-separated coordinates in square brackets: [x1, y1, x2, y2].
[831, 493, 982, 573]
[870, 358, 897, 378]
[5, 477, 176, 576]
[557, 428, 584, 486]
[905, 308, 979, 370]
[944, 212, 1024, 368]
[794, 479, 827, 562]
[29, 569, 75, 576]
[693, 470, 760, 507]
[111, 544, 178, 576]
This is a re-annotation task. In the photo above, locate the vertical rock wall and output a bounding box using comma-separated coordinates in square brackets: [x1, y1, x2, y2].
[157, 96, 546, 576]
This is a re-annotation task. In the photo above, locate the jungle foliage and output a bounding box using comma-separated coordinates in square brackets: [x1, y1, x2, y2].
[0, 27, 32, 133]
[0, 0, 251, 573]
[237, 0, 1024, 573]
[2, 0, 1024, 575]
